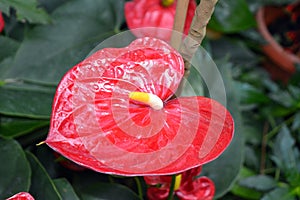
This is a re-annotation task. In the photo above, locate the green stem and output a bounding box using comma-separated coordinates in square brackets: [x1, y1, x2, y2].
[134, 177, 143, 200]
[266, 115, 295, 140]
[108, 175, 114, 183]
[167, 175, 176, 200]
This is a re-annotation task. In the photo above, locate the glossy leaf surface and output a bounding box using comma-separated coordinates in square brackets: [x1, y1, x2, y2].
[0, 0, 51, 24]
[74, 182, 140, 200]
[53, 178, 80, 200]
[26, 152, 62, 200]
[0, 117, 49, 138]
[5, 0, 124, 84]
[0, 139, 31, 199]
[208, 0, 256, 33]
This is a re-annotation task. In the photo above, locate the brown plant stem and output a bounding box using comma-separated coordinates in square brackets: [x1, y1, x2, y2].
[260, 121, 269, 174]
[171, 0, 218, 96]
[181, 0, 218, 78]
[170, 0, 190, 50]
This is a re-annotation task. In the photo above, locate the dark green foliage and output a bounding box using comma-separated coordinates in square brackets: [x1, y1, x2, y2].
[0, 0, 300, 199]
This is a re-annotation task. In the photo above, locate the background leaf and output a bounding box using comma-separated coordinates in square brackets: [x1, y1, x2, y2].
[239, 175, 277, 191]
[53, 178, 80, 200]
[261, 188, 295, 200]
[26, 151, 62, 200]
[0, 86, 54, 118]
[0, 116, 49, 138]
[0, 0, 51, 24]
[208, 0, 256, 33]
[5, 0, 125, 84]
[272, 126, 300, 171]
[74, 182, 140, 200]
[201, 62, 245, 198]
[0, 139, 31, 199]
[0, 36, 20, 62]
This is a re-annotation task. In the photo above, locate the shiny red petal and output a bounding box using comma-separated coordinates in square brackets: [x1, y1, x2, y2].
[176, 177, 215, 200]
[147, 187, 170, 200]
[6, 192, 35, 200]
[46, 37, 234, 176]
[144, 175, 172, 186]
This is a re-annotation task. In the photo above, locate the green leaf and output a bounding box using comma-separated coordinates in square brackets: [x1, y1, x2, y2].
[239, 175, 277, 191]
[0, 116, 49, 138]
[201, 62, 244, 198]
[0, 57, 14, 81]
[37, 0, 70, 13]
[231, 184, 262, 200]
[208, 0, 256, 33]
[0, 86, 54, 118]
[0, 139, 31, 199]
[210, 37, 259, 67]
[53, 178, 80, 200]
[75, 182, 140, 200]
[0, 0, 51, 24]
[5, 0, 124, 84]
[26, 151, 62, 200]
[0, 36, 20, 79]
[262, 188, 295, 200]
[0, 36, 20, 62]
[234, 81, 270, 105]
[231, 167, 262, 200]
[272, 126, 299, 171]
[269, 91, 295, 108]
[291, 112, 300, 131]
[244, 145, 260, 170]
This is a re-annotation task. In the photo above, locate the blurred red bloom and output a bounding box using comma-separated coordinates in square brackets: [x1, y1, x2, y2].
[124, 0, 196, 41]
[144, 166, 215, 200]
[0, 12, 5, 33]
[6, 192, 34, 200]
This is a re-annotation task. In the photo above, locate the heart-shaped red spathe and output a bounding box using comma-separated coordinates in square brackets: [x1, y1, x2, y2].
[46, 37, 234, 176]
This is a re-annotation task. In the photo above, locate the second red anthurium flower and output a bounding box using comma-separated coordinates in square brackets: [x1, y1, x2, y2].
[144, 166, 215, 200]
[46, 37, 234, 176]
[124, 0, 196, 41]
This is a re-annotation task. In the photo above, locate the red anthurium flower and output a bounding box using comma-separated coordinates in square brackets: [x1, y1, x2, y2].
[0, 12, 4, 33]
[144, 166, 215, 200]
[46, 37, 234, 176]
[6, 192, 34, 200]
[124, 0, 196, 41]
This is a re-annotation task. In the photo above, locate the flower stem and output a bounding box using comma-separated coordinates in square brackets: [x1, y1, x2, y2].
[134, 177, 143, 200]
[266, 115, 295, 140]
[167, 175, 176, 200]
[170, 0, 189, 50]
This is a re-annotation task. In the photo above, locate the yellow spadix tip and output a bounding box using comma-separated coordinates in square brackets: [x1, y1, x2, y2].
[36, 141, 46, 146]
[161, 0, 175, 7]
[129, 92, 150, 104]
[129, 92, 164, 110]
[174, 174, 182, 190]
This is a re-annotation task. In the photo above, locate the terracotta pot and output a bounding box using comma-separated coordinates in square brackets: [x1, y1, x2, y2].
[256, 3, 300, 82]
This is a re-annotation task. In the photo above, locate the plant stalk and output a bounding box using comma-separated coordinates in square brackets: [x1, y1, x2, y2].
[170, 0, 190, 50]
[167, 174, 176, 200]
[134, 177, 144, 200]
[180, 0, 219, 77]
